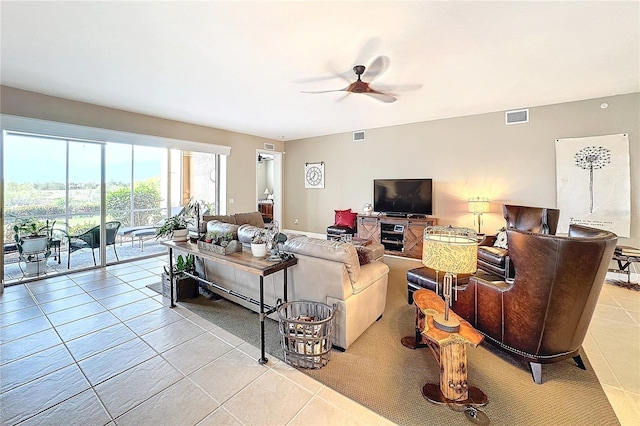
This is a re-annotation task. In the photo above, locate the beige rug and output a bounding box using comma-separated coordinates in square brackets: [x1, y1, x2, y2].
[181, 257, 620, 426]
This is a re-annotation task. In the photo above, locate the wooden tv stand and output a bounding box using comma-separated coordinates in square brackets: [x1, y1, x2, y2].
[356, 214, 438, 259]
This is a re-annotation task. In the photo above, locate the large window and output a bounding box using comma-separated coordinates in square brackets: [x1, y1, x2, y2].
[2, 124, 224, 284]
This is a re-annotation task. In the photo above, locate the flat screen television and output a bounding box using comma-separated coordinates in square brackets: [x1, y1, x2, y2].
[374, 178, 433, 217]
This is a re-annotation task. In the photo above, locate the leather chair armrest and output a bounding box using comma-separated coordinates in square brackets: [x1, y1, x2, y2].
[478, 235, 497, 246]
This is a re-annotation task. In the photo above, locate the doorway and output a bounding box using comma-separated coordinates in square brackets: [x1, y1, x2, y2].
[256, 150, 282, 226]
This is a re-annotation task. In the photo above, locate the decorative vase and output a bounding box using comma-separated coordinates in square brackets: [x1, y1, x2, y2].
[363, 203, 373, 216]
[251, 243, 267, 257]
[172, 228, 189, 242]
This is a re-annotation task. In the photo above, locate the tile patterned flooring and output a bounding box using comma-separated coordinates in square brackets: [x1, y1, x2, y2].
[0, 258, 639, 425]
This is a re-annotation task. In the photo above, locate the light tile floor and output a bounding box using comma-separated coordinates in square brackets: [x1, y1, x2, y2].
[0, 258, 639, 425]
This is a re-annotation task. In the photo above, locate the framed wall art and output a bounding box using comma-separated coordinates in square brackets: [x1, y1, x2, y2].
[305, 161, 325, 189]
[555, 133, 630, 237]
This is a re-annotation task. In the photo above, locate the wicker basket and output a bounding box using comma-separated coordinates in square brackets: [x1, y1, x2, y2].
[197, 238, 242, 255]
[278, 301, 334, 369]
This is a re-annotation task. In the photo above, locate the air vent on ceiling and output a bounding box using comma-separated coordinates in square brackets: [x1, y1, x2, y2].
[505, 109, 529, 125]
[264, 143, 275, 150]
[353, 131, 365, 142]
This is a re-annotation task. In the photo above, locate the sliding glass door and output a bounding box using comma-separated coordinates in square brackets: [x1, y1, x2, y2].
[2, 128, 221, 284]
[2, 135, 169, 282]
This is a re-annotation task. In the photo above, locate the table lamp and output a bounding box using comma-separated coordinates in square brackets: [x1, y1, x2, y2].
[468, 197, 490, 234]
[423, 225, 478, 333]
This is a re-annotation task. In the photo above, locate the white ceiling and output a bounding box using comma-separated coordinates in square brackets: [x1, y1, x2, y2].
[1, 1, 639, 141]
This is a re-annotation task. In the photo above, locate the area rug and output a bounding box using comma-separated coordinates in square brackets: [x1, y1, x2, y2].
[173, 258, 620, 426]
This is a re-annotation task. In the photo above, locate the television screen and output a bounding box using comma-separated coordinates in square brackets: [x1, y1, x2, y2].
[374, 179, 433, 216]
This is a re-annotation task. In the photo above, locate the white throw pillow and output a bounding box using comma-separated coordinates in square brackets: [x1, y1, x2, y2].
[494, 230, 508, 249]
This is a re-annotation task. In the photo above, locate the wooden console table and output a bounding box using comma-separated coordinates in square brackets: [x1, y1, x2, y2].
[356, 214, 438, 258]
[401, 289, 487, 407]
[162, 240, 298, 364]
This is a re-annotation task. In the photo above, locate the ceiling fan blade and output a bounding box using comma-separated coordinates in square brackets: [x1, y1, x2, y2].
[335, 92, 351, 103]
[364, 90, 397, 103]
[294, 70, 353, 84]
[374, 83, 423, 92]
[300, 88, 347, 94]
[295, 63, 358, 84]
[364, 55, 390, 83]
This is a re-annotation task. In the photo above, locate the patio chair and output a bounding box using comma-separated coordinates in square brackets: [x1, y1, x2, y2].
[63, 221, 121, 268]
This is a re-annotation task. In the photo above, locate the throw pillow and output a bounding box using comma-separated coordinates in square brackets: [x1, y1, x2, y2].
[356, 247, 371, 265]
[334, 209, 357, 228]
[494, 229, 508, 249]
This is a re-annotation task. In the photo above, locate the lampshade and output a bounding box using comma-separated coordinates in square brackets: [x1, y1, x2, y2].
[264, 188, 270, 195]
[423, 226, 478, 274]
[468, 197, 490, 214]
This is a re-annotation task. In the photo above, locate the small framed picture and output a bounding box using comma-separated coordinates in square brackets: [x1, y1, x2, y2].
[394, 225, 404, 233]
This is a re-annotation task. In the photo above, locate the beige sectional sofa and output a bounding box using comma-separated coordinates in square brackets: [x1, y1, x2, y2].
[199, 215, 389, 350]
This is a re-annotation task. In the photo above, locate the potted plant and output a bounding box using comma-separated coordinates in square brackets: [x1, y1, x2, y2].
[250, 229, 267, 257]
[162, 254, 198, 300]
[155, 214, 191, 242]
[13, 218, 54, 275]
[204, 231, 232, 245]
[199, 231, 241, 254]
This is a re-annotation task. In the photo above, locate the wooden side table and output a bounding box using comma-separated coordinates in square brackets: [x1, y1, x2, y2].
[402, 289, 488, 407]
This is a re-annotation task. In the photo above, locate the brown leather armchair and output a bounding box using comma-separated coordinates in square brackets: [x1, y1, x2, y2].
[454, 224, 617, 384]
[477, 204, 560, 279]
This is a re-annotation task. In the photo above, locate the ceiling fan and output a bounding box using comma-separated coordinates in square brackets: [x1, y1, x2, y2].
[301, 56, 398, 103]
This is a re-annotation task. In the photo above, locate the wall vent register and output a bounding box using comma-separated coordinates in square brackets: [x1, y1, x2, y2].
[353, 131, 366, 142]
[505, 108, 529, 125]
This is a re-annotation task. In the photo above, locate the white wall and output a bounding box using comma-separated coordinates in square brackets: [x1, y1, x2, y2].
[283, 93, 640, 247]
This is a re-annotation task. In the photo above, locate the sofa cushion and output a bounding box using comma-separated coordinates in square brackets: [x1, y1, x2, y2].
[203, 214, 237, 225]
[202, 212, 265, 228]
[234, 211, 265, 227]
[237, 224, 264, 244]
[283, 236, 360, 283]
[361, 242, 385, 261]
[206, 221, 241, 239]
[356, 247, 371, 265]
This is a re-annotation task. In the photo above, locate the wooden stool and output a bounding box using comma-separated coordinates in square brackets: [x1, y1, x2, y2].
[401, 289, 488, 407]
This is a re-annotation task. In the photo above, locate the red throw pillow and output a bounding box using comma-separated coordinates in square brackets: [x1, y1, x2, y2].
[334, 209, 357, 227]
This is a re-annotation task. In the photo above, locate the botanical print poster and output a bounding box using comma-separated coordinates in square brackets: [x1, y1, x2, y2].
[555, 133, 630, 237]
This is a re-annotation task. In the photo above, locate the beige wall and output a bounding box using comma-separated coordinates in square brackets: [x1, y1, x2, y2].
[0, 86, 283, 214]
[2, 86, 638, 246]
[283, 93, 640, 247]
